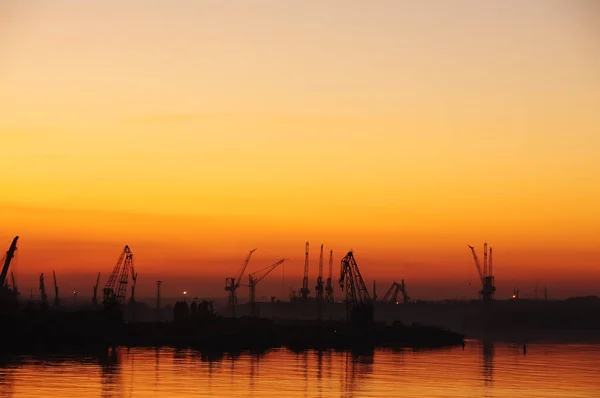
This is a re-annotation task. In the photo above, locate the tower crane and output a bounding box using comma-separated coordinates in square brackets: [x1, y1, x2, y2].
[300, 242, 310, 300]
[325, 250, 334, 303]
[339, 251, 372, 324]
[102, 245, 135, 308]
[39, 273, 48, 309]
[92, 272, 101, 305]
[248, 258, 285, 317]
[225, 248, 256, 317]
[53, 271, 60, 307]
[0, 236, 18, 289]
[382, 280, 410, 304]
[468, 243, 496, 301]
[315, 244, 324, 302]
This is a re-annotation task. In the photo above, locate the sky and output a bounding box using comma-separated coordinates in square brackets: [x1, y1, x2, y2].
[1, 0, 599, 300]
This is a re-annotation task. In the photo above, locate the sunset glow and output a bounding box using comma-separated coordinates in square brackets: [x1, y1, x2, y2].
[1, 1, 599, 299]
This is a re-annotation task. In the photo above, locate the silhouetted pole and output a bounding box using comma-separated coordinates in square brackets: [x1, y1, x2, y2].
[156, 280, 162, 322]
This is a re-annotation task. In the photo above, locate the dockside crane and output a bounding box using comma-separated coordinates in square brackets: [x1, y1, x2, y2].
[102, 245, 135, 308]
[315, 244, 324, 302]
[39, 273, 48, 309]
[300, 242, 310, 300]
[53, 271, 60, 307]
[382, 280, 410, 304]
[339, 251, 372, 324]
[92, 272, 101, 305]
[325, 250, 334, 303]
[468, 243, 496, 301]
[248, 258, 285, 317]
[225, 248, 256, 317]
[0, 236, 19, 290]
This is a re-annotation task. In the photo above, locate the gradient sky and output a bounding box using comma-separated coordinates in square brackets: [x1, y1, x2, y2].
[1, 0, 599, 300]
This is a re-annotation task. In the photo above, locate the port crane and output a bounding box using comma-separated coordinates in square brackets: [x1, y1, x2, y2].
[248, 258, 285, 317]
[225, 248, 256, 317]
[53, 271, 60, 307]
[300, 242, 310, 300]
[382, 280, 410, 304]
[0, 236, 19, 291]
[39, 273, 48, 309]
[315, 244, 324, 302]
[92, 272, 101, 305]
[325, 250, 334, 303]
[339, 251, 373, 323]
[468, 242, 496, 301]
[102, 245, 135, 308]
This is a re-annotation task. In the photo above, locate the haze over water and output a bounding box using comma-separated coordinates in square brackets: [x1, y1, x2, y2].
[1, 342, 599, 397]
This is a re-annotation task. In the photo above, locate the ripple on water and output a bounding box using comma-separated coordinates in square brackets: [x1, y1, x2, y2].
[0, 342, 599, 398]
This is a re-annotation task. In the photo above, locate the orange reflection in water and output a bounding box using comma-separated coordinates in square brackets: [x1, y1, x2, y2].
[1, 342, 599, 397]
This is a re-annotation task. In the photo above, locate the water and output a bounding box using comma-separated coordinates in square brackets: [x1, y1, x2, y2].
[1, 342, 599, 397]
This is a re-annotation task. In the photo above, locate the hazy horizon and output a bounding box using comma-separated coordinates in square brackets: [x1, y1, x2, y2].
[2, 1, 599, 300]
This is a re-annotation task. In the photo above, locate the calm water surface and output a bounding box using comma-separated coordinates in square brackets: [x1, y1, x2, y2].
[1, 341, 599, 397]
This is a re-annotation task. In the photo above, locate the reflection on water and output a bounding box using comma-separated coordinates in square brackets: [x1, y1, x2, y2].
[482, 341, 495, 386]
[1, 342, 600, 397]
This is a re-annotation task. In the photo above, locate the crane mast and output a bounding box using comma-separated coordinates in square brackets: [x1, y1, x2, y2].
[483, 242, 488, 279]
[129, 266, 138, 304]
[489, 247, 493, 279]
[92, 272, 101, 305]
[325, 250, 334, 303]
[39, 273, 48, 309]
[53, 271, 60, 307]
[225, 248, 256, 317]
[102, 245, 135, 308]
[300, 242, 310, 300]
[0, 236, 19, 288]
[315, 244, 324, 302]
[248, 258, 285, 317]
[339, 251, 372, 324]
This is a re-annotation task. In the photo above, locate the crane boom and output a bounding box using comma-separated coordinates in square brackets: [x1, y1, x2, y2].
[237, 249, 256, 285]
[249, 259, 286, 285]
[468, 245, 484, 281]
[0, 236, 19, 287]
[382, 282, 396, 302]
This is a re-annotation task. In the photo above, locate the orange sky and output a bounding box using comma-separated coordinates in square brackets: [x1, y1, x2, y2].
[1, 1, 599, 300]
